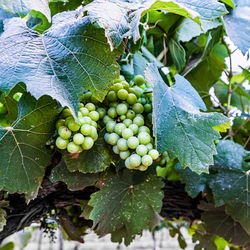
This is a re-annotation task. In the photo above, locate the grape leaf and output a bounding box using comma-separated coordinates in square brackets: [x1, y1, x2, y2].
[209, 140, 250, 233]
[0, 94, 58, 199]
[50, 160, 98, 191]
[0, 11, 121, 116]
[220, 0, 235, 8]
[64, 130, 118, 174]
[223, 0, 250, 54]
[145, 63, 228, 174]
[88, 169, 164, 243]
[0, 0, 51, 22]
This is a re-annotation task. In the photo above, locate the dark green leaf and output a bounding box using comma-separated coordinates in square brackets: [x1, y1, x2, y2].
[145, 63, 228, 174]
[0, 94, 58, 199]
[0, 11, 121, 116]
[26, 10, 51, 33]
[220, 0, 235, 8]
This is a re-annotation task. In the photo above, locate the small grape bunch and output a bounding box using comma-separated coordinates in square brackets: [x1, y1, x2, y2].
[55, 103, 100, 154]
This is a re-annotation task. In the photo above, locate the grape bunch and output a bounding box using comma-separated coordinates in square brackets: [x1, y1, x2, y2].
[55, 103, 100, 154]
[103, 75, 159, 171]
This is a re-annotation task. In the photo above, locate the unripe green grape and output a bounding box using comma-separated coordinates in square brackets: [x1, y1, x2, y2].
[84, 91, 92, 100]
[146, 143, 153, 151]
[120, 75, 125, 81]
[123, 119, 132, 127]
[81, 124, 92, 136]
[138, 97, 147, 105]
[56, 137, 69, 149]
[106, 121, 116, 133]
[148, 149, 159, 160]
[107, 107, 117, 119]
[160, 158, 166, 165]
[56, 119, 65, 130]
[144, 103, 152, 113]
[139, 126, 150, 134]
[126, 93, 137, 105]
[136, 114, 144, 119]
[68, 121, 80, 132]
[126, 110, 136, 120]
[90, 126, 98, 141]
[125, 158, 132, 169]
[116, 103, 127, 116]
[110, 102, 118, 108]
[120, 115, 126, 121]
[149, 96, 153, 103]
[134, 86, 144, 97]
[112, 83, 123, 92]
[97, 107, 106, 119]
[103, 115, 114, 124]
[138, 132, 151, 145]
[80, 107, 89, 116]
[89, 111, 99, 121]
[122, 128, 133, 139]
[91, 120, 97, 128]
[85, 103, 96, 111]
[67, 142, 80, 154]
[114, 123, 126, 136]
[121, 81, 129, 90]
[73, 133, 85, 145]
[128, 124, 139, 135]
[141, 155, 153, 167]
[147, 113, 152, 122]
[134, 75, 145, 86]
[82, 137, 94, 150]
[139, 165, 148, 171]
[120, 150, 130, 160]
[65, 116, 74, 126]
[117, 138, 128, 151]
[12, 92, 23, 102]
[129, 154, 141, 167]
[61, 108, 72, 118]
[80, 103, 84, 108]
[58, 126, 72, 139]
[107, 90, 117, 102]
[127, 136, 139, 149]
[132, 103, 144, 114]
[108, 133, 120, 145]
[78, 146, 83, 153]
[104, 133, 110, 143]
[133, 116, 144, 127]
[113, 145, 120, 154]
[117, 89, 128, 100]
[136, 145, 148, 156]
[78, 116, 92, 125]
[77, 111, 83, 118]
[128, 87, 136, 94]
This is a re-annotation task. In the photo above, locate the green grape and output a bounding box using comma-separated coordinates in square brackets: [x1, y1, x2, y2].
[107, 90, 117, 102]
[120, 150, 130, 160]
[136, 145, 148, 156]
[141, 155, 153, 167]
[56, 137, 69, 149]
[147, 113, 152, 122]
[121, 81, 129, 90]
[80, 103, 84, 108]
[90, 126, 98, 141]
[103, 115, 114, 124]
[112, 83, 123, 91]
[80, 124, 92, 136]
[139, 126, 150, 134]
[58, 126, 72, 139]
[83, 91, 92, 100]
[78, 116, 92, 125]
[97, 107, 106, 119]
[82, 137, 94, 150]
[117, 89, 128, 100]
[128, 124, 139, 135]
[126, 93, 137, 105]
[56, 119, 65, 130]
[138, 97, 147, 105]
[110, 102, 118, 108]
[117, 138, 128, 151]
[78, 111, 83, 117]
[125, 158, 132, 169]
[68, 121, 80, 132]
[116, 103, 128, 116]
[80, 107, 89, 116]
[13, 92, 23, 102]
[65, 116, 74, 126]
[132, 103, 144, 114]
[85, 103, 96, 111]
[134, 75, 145, 86]
[138, 165, 148, 171]
[144, 103, 152, 113]
[61, 108, 72, 118]
[128, 87, 136, 94]
[123, 119, 132, 127]
[73, 133, 85, 145]
[67, 142, 80, 154]
[122, 128, 133, 139]
[129, 154, 141, 168]
[89, 111, 99, 121]
[106, 121, 116, 133]
[91, 120, 98, 128]
[146, 143, 153, 151]
[113, 145, 120, 154]
[126, 109, 136, 120]
[133, 116, 144, 127]
[120, 115, 126, 121]
[138, 132, 151, 145]
[134, 86, 144, 97]
[148, 149, 159, 160]
[136, 114, 144, 119]
[107, 107, 117, 118]
[127, 136, 139, 149]
[104, 133, 110, 143]
[114, 123, 126, 136]
[107, 133, 120, 145]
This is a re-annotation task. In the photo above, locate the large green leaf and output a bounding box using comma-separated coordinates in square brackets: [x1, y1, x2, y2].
[0, 11, 121, 116]
[88, 169, 164, 244]
[145, 64, 228, 174]
[0, 0, 51, 22]
[0, 94, 58, 199]
[49, 0, 82, 17]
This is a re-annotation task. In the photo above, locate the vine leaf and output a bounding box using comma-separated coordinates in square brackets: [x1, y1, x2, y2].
[0, 11, 121, 116]
[145, 63, 229, 174]
[0, 0, 51, 22]
[50, 159, 98, 191]
[0, 94, 58, 200]
[88, 169, 164, 245]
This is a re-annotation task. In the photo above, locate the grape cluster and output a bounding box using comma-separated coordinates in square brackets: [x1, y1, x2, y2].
[55, 103, 100, 154]
[103, 75, 159, 171]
